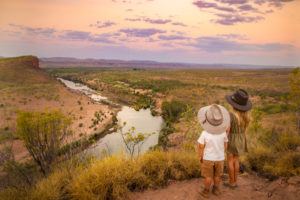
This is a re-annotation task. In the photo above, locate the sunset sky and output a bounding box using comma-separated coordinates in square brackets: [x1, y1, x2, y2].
[0, 0, 299, 66]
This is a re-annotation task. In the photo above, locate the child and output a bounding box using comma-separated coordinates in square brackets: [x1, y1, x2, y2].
[197, 104, 230, 198]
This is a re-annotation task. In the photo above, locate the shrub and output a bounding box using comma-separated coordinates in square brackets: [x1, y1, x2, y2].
[161, 100, 187, 123]
[158, 124, 175, 149]
[264, 152, 300, 177]
[245, 127, 300, 178]
[16, 110, 71, 175]
[133, 95, 155, 111]
[258, 104, 290, 114]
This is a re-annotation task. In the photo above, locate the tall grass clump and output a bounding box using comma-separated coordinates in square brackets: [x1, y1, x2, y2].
[70, 151, 199, 200]
[245, 127, 300, 178]
[0, 150, 200, 200]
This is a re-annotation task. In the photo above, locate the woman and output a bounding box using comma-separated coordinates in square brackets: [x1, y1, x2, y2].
[225, 89, 252, 188]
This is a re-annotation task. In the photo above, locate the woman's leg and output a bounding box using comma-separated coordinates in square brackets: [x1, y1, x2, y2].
[233, 155, 239, 184]
[227, 154, 235, 184]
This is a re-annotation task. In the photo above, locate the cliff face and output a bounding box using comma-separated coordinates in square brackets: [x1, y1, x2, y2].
[0, 55, 39, 69]
[0, 56, 46, 84]
[26, 56, 39, 69]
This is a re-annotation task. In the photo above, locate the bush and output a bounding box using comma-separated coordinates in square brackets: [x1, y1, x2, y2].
[258, 104, 290, 114]
[245, 127, 300, 178]
[16, 110, 71, 175]
[158, 124, 175, 149]
[130, 79, 186, 93]
[264, 152, 300, 177]
[133, 95, 155, 111]
[162, 100, 187, 123]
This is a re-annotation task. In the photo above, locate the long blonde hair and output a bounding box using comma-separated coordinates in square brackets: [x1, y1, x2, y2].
[232, 108, 250, 130]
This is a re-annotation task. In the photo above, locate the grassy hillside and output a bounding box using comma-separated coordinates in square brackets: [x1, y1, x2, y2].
[0, 56, 58, 99]
[0, 56, 115, 162]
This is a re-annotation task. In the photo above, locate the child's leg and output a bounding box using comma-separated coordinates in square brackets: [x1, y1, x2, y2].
[200, 160, 213, 197]
[213, 161, 224, 187]
[204, 177, 213, 190]
[212, 161, 224, 196]
[227, 154, 235, 184]
[233, 155, 239, 183]
[213, 176, 221, 187]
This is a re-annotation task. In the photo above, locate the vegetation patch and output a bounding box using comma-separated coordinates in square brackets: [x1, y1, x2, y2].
[0, 150, 200, 200]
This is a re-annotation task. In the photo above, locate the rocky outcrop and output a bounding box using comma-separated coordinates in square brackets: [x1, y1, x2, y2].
[0, 55, 39, 69]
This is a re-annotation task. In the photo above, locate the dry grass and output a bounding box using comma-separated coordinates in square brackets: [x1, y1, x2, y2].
[0, 150, 200, 200]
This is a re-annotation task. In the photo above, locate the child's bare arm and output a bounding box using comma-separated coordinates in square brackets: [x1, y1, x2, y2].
[197, 143, 205, 163]
[224, 142, 228, 151]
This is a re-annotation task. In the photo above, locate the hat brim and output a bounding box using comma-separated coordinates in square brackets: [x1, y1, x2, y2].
[225, 95, 252, 112]
[198, 105, 230, 134]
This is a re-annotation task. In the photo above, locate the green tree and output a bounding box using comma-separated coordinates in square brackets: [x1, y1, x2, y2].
[16, 110, 71, 175]
[289, 68, 300, 133]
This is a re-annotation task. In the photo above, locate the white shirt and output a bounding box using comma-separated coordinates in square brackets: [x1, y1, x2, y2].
[197, 130, 228, 161]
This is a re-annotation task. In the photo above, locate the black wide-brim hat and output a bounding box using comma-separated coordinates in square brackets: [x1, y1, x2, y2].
[226, 89, 252, 112]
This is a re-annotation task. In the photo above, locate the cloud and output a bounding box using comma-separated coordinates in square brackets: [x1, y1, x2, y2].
[158, 34, 189, 41]
[192, 0, 295, 25]
[88, 33, 116, 44]
[217, 33, 248, 40]
[125, 17, 187, 27]
[214, 13, 264, 25]
[59, 30, 116, 43]
[8, 24, 116, 44]
[238, 4, 257, 11]
[90, 21, 116, 28]
[144, 18, 172, 24]
[172, 22, 187, 27]
[254, 0, 282, 7]
[125, 17, 170, 24]
[8, 23, 56, 37]
[193, 1, 236, 12]
[120, 28, 166, 37]
[191, 36, 294, 52]
[59, 30, 91, 40]
[215, 0, 248, 5]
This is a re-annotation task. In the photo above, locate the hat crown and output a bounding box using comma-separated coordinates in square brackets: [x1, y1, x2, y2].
[232, 89, 249, 106]
[205, 104, 223, 126]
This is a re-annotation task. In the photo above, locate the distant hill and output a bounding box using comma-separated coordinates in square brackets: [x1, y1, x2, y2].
[39, 57, 293, 69]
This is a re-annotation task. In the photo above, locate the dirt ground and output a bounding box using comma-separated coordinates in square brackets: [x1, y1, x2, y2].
[130, 173, 300, 200]
[0, 82, 117, 162]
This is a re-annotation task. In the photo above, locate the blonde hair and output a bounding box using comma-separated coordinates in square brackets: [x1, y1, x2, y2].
[232, 108, 250, 130]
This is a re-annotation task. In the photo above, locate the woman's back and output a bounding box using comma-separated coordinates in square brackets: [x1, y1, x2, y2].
[228, 113, 248, 155]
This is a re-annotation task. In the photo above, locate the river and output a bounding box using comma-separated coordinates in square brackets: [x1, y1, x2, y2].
[58, 78, 164, 157]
